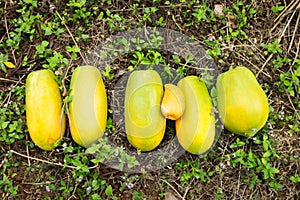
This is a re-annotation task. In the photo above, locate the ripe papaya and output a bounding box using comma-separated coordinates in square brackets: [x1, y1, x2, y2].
[125, 70, 166, 151]
[69, 66, 107, 148]
[161, 83, 185, 120]
[26, 69, 66, 151]
[216, 66, 269, 137]
[175, 76, 215, 155]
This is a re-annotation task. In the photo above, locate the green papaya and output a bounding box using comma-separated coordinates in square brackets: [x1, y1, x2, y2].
[125, 70, 166, 151]
[175, 76, 215, 155]
[161, 83, 185, 120]
[216, 66, 269, 137]
[26, 69, 66, 150]
[69, 66, 107, 147]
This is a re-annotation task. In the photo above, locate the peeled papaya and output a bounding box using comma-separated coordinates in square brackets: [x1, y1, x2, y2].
[69, 65, 107, 148]
[125, 70, 166, 151]
[216, 66, 269, 137]
[175, 76, 215, 155]
[26, 69, 66, 150]
[161, 83, 185, 120]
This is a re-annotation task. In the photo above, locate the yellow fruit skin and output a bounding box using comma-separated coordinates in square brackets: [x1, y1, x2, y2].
[161, 84, 185, 120]
[69, 66, 107, 148]
[125, 70, 166, 151]
[216, 66, 269, 137]
[26, 69, 66, 151]
[176, 76, 215, 155]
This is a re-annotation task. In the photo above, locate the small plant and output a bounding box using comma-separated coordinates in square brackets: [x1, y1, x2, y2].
[261, 40, 283, 55]
[0, 54, 13, 72]
[86, 137, 139, 171]
[271, 3, 285, 14]
[192, 3, 216, 23]
[175, 159, 214, 186]
[102, 66, 115, 80]
[0, 86, 26, 145]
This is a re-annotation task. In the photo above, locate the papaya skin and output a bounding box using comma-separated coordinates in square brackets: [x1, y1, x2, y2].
[69, 66, 107, 148]
[26, 69, 66, 151]
[175, 76, 215, 155]
[161, 83, 185, 120]
[125, 70, 166, 151]
[216, 66, 269, 137]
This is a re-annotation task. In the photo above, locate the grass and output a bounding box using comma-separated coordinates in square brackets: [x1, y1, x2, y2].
[0, 0, 299, 199]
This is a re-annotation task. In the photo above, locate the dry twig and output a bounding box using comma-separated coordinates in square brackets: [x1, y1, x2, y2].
[9, 149, 98, 170]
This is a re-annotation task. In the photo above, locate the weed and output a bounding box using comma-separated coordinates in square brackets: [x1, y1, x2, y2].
[86, 137, 139, 171]
[192, 3, 216, 23]
[262, 40, 283, 55]
[0, 86, 26, 144]
[0, 54, 9, 72]
[271, 3, 285, 14]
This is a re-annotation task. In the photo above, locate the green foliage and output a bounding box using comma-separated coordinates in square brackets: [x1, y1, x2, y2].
[0, 154, 19, 196]
[0, 54, 9, 72]
[271, 3, 285, 14]
[273, 58, 300, 97]
[86, 137, 139, 171]
[0, 86, 26, 144]
[262, 40, 283, 55]
[132, 190, 146, 200]
[102, 66, 115, 80]
[192, 3, 216, 23]
[175, 159, 214, 186]
[226, 132, 283, 191]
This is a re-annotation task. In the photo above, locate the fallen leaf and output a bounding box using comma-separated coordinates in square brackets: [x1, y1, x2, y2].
[214, 4, 224, 17]
[165, 191, 179, 200]
[4, 61, 16, 69]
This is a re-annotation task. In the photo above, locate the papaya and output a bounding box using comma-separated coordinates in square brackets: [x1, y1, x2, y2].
[69, 66, 107, 148]
[175, 76, 215, 155]
[125, 70, 166, 151]
[216, 66, 269, 137]
[161, 83, 185, 120]
[26, 69, 66, 151]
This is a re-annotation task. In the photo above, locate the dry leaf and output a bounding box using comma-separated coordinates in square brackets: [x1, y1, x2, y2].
[214, 4, 224, 17]
[165, 191, 179, 200]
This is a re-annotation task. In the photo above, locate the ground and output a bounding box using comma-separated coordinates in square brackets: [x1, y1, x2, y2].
[0, 0, 299, 200]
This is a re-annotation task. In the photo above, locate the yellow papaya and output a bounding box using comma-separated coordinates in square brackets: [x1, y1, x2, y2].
[69, 66, 107, 147]
[26, 69, 66, 150]
[125, 70, 166, 151]
[175, 76, 215, 155]
[216, 66, 269, 137]
[161, 83, 185, 120]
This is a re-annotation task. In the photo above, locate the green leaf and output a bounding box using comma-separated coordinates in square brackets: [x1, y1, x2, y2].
[263, 151, 271, 158]
[1, 121, 10, 129]
[290, 174, 300, 183]
[86, 143, 102, 154]
[105, 185, 113, 196]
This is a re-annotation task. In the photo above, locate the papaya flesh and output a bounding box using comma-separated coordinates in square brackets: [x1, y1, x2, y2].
[216, 66, 269, 137]
[69, 65, 107, 148]
[26, 69, 66, 150]
[175, 76, 215, 155]
[125, 70, 166, 151]
[161, 83, 185, 120]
